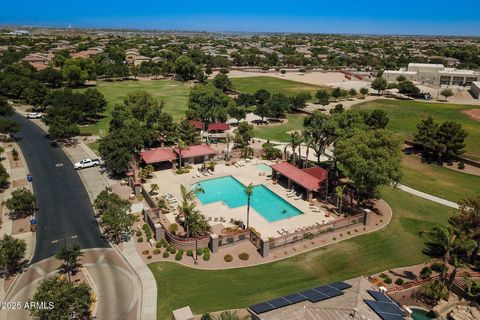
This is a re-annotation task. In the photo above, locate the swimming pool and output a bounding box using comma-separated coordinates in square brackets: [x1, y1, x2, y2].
[255, 163, 272, 174]
[411, 308, 435, 320]
[194, 176, 302, 222]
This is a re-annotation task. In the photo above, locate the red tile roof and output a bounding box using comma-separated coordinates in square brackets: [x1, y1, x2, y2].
[189, 120, 203, 130]
[140, 148, 177, 164]
[302, 167, 328, 181]
[174, 145, 216, 158]
[270, 162, 326, 191]
[207, 123, 230, 132]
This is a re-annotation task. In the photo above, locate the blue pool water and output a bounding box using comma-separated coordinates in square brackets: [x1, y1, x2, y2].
[194, 176, 302, 222]
[255, 163, 272, 174]
[411, 308, 435, 320]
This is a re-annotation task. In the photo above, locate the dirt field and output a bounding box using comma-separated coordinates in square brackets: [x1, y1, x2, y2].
[463, 108, 480, 121]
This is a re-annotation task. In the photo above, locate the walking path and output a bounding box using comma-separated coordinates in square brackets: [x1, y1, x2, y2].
[396, 183, 460, 210]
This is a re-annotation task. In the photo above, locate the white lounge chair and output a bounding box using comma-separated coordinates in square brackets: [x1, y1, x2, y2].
[208, 169, 214, 175]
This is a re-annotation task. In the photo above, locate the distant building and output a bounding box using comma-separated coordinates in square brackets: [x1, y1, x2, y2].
[471, 82, 480, 99]
[383, 63, 480, 87]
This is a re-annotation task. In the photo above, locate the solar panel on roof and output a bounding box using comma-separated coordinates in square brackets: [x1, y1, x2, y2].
[314, 285, 343, 298]
[329, 281, 352, 290]
[284, 293, 306, 304]
[301, 289, 329, 303]
[249, 302, 275, 314]
[368, 290, 392, 303]
[365, 300, 404, 317]
[267, 297, 291, 309]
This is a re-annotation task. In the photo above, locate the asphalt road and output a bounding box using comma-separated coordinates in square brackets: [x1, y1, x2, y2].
[12, 114, 108, 262]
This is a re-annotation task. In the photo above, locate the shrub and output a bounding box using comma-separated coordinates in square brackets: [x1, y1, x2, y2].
[168, 223, 179, 235]
[137, 237, 143, 243]
[332, 237, 336, 241]
[383, 277, 392, 284]
[142, 223, 148, 230]
[142, 250, 149, 255]
[170, 247, 177, 254]
[458, 162, 465, 170]
[395, 278, 404, 286]
[136, 230, 142, 237]
[186, 250, 193, 257]
[175, 252, 183, 261]
[379, 273, 388, 279]
[147, 255, 152, 260]
[163, 251, 170, 258]
[224, 254, 233, 262]
[431, 261, 446, 273]
[166, 245, 173, 252]
[153, 248, 161, 255]
[196, 248, 203, 256]
[203, 248, 211, 261]
[155, 242, 162, 248]
[12, 149, 19, 161]
[420, 267, 433, 279]
[239, 252, 249, 261]
[201, 314, 213, 320]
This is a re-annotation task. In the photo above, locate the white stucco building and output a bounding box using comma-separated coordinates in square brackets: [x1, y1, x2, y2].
[471, 82, 480, 99]
[383, 63, 480, 87]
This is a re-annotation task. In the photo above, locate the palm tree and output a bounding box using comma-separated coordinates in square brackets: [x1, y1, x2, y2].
[244, 183, 254, 229]
[302, 129, 313, 169]
[179, 184, 205, 238]
[55, 243, 84, 283]
[335, 185, 345, 214]
[289, 132, 302, 167]
[225, 133, 233, 160]
[215, 311, 249, 320]
[177, 139, 187, 170]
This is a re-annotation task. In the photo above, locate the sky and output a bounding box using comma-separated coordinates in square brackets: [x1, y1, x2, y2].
[1, 0, 480, 36]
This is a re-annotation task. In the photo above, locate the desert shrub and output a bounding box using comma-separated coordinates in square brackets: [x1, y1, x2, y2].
[170, 247, 177, 254]
[168, 223, 179, 235]
[196, 248, 203, 256]
[153, 248, 161, 255]
[383, 277, 392, 284]
[203, 248, 210, 261]
[395, 278, 404, 286]
[458, 162, 465, 170]
[379, 273, 388, 279]
[420, 267, 433, 279]
[238, 253, 249, 261]
[136, 230, 142, 237]
[224, 254, 233, 262]
[155, 242, 162, 248]
[166, 245, 173, 252]
[163, 251, 170, 258]
[12, 149, 19, 161]
[175, 252, 183, 261]
[147, 255, 152, 260]
[186, 250, 193, 257]
[431, 261, 447, 273]
[137, 237, 143, 243]
[142, 250, 149, 255]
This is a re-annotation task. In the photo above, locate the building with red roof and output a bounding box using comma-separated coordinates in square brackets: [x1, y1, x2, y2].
[189, 120, 203, 130]
[270, 162, 328, 201]
[207, 123, 230, 132]
[139, 145, 216, 169]
[140, 149, 177, 164]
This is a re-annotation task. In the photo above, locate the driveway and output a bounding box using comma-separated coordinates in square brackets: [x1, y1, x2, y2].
[11, 114, 109, 262]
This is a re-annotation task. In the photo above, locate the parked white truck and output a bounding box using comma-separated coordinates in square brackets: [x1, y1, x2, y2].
[74, 158, 100, 170]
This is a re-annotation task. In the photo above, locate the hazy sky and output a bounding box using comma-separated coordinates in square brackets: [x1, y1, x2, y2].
[2, 0, 480, 35]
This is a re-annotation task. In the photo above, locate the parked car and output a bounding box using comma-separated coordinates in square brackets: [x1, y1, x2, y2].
[74, 158, 100, 170]
[26, 112, 42, 119]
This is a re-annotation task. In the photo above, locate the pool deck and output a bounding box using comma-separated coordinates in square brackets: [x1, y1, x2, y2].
[145, 161, 334, 239]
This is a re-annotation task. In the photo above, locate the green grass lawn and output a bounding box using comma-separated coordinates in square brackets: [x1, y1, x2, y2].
[149, 187, 455, 318]
[353, 99, 480, 160]
[79, 80, 192, 136]
[401, 154, 480, 202]
[252, 114, 306, 142]
[231, 76, 324, 96]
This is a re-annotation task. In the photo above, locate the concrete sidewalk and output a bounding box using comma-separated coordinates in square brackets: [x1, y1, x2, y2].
[396, 183, 460, 209]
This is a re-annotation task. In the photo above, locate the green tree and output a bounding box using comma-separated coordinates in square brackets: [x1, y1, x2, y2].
[349, 88, 357, 97]
[303, 111, 337, 164]
[440, 88, 454, 101]
[331, 87, 342, 101]
[435, 121, 468, 160]
[36, 67, 64, 87]
[0, 118, 20, 136]
[315, 89, 330, 106]
[289, 132, 303, 166]
[227, 105, 246, 124]
[254, 89, 271, 106]
[55, 244, 84, 282]
[359, 87, 369, 97]
[83, 88, 107, 119]
[266, 93, 290, 120]
[94, 191, 134, 243]
[414, 116, 439, 155]
[176, 119, 200, 146]
[244, 183, 254, 229]
[364, 109, 389, 129]
[396, 75, 407, 82]
[175, 55, 197, 80]
[0, 96, 14, 116]
[371, 77, 388, 94]
[123, 90, 160, 121]
[99, 128, 144, 175]
[186, 84, 231, 123]
[212, 73, 233, 92]
[48, 117, 80, 140]
[0, 163, 9, 189]
[234, 121, 253, 147]
[4, 187, 36, 219]
[235, 93, 256, 107]
[398, 80, 420, 96]
[0, 234, 27, 277]
[30, 276, 93, 320]
[290, 92, 311, 111]
[62, 62, 88, 87]
[335, 129, 402, 203]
